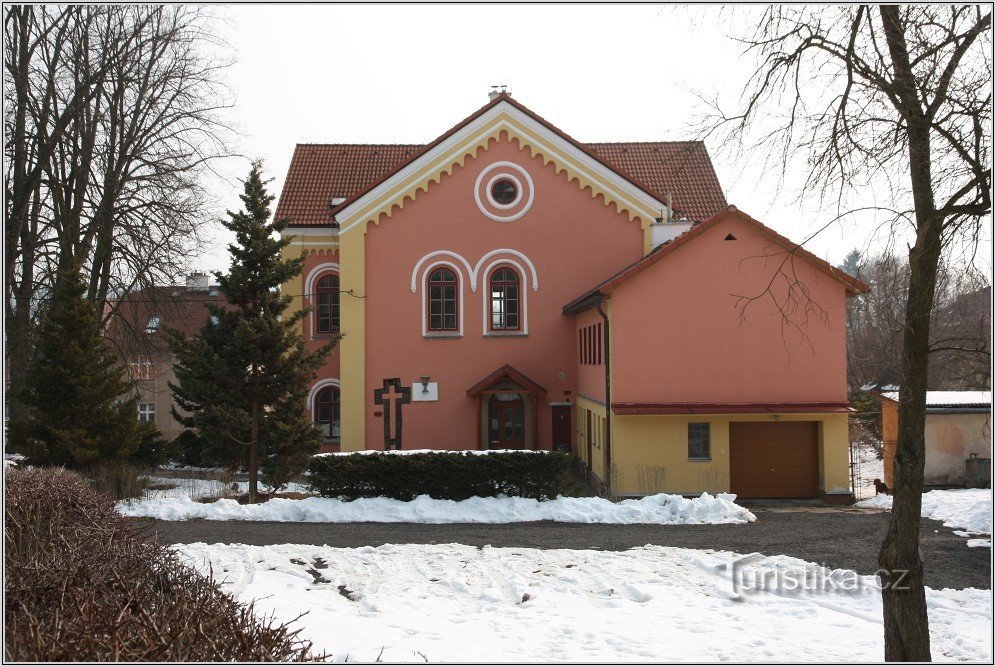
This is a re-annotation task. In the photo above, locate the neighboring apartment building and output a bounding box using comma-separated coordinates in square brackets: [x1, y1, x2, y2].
[106, 273, 225, 441]
[273, 92, 867, 501]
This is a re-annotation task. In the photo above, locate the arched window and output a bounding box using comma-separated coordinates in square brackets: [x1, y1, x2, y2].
[427, 267, 458, 331]
[489, 266, 520, 330]
[315, 386, 340, 441]
[316, 274, 339, 333]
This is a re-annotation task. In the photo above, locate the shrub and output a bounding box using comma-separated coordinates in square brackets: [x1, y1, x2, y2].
[84, 462, 148, 500]
[308, 450, 584, 501]
[4, 467, 320, 661]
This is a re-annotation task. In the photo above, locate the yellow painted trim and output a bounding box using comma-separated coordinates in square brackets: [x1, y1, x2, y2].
[338, 112, 660, 234]
[338, 230, 366, 451]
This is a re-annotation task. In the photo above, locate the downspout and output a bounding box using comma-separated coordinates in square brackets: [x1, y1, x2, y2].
[595, 296, 612, 498]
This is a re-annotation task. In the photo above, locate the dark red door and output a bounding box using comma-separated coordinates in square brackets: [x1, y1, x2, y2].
[488, 395, 525, 449]
[552, 405, 571, 452]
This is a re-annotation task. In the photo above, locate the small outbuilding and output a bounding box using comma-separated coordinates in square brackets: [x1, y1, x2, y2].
[880, 391, 992, 487]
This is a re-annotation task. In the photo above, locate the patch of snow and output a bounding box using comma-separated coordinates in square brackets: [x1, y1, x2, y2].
[967, 538, 992, 548]
[140, 476, 312, 501]
[118, 492, 755, 524]
[852, 442, 885, 501]
[175, 542, 992, 663]
[316, 448, 548, 457]
[880, 391, 991, 407]
[856, 488, 993, 538]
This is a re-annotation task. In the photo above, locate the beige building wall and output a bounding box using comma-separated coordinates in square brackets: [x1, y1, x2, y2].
[923, 413, 992, 486]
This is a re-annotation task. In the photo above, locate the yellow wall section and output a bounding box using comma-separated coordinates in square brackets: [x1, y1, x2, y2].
[610, 413, 852, 496]
[576, 396, 607, 480]
[337, 229, 366, 451]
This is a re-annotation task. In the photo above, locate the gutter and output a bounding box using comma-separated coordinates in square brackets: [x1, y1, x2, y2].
[595, 296, 612, 498]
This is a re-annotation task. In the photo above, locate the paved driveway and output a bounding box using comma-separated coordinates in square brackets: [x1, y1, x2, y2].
[133, 506, 990, 590]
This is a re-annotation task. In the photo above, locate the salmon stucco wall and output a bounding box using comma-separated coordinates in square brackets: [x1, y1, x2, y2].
[609, 215, 849, 405]
[575, 307, 607, 404]
[611, 412, 852, 497]
[358, 133, 644, 451]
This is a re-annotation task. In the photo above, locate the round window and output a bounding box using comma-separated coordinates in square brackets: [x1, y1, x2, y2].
[490, 178, 518, 205]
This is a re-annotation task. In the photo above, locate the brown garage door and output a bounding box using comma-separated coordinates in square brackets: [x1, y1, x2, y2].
[730, 421, 819, 498]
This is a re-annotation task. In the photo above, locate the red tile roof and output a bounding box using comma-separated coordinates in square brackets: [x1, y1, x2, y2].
[562, 206, 869, 315]
[274, 97, 727, 226]
[586, 142, 727, 222]
[104, 286, 228, 356]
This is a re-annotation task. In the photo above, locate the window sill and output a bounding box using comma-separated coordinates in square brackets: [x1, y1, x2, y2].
[483, 331, 527, 338]
[688, 457, 712, 462]
[312, 331, 340, 339]
[423, 332, 462, 339]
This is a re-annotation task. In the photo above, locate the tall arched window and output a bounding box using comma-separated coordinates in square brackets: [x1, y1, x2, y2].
[315, 386, 340, 441]
[316, 274, 339, 333]
[427, 267, 458, 331]
[489, 266, 520, 330]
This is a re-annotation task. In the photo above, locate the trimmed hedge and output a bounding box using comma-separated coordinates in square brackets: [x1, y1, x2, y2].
[308, 450, 585, 501]
[4, 467, 320, 662]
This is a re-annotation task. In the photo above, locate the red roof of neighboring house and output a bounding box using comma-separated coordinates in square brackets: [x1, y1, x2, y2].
[104, 285, 228, 356]
[563, 206, 870, 314]
[274, 94, 727, 226]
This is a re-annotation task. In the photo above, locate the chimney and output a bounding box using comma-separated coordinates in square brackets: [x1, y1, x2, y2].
[186, 271, 210, 291]
[488, 84, 510, 101]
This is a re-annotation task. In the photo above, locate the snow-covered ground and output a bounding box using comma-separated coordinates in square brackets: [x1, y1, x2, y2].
[851, 442, 886, 500]
[857, 488, 992, 536]
[176, 542, 992, 662]
[118, 491, 756, 524]
[140, 475, 311, 501]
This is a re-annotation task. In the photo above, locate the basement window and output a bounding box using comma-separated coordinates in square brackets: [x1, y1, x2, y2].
[688, 423, 711, 460]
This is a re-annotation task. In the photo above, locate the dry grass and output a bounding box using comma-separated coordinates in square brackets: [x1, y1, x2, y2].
[4, 466, 323, 662]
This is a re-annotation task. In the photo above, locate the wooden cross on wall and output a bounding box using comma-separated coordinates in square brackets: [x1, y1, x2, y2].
[373, 378, 411, 450]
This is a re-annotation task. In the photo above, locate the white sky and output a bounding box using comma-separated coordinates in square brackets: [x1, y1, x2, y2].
[197, 4, 988, 276]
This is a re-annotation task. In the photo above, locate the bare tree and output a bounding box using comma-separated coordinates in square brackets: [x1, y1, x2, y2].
[695, 5, 991, 660]
[845, 251, 991, 393]
[4, 5, 233, 419]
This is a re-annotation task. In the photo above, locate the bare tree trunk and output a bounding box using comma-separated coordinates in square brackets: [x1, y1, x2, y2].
[249, 398, 259, 504]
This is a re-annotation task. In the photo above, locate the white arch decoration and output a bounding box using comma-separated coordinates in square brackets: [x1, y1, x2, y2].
[304, 262, 341, 339]
[473, 161, 536, 222]
[410, 251, 474, 293]
[420, 260, 465, 337]
[308, 378, 342, 442]
[480, 258, 530, 336]
[472, 249, 539, 291]
[307, 378, 341, 410]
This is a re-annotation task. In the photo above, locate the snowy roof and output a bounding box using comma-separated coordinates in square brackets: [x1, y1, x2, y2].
[881, 391, 991, 408]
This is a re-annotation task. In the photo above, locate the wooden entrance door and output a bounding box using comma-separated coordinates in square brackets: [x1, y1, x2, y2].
[552, 405, 571, 452]
[489, 394, 525, 449]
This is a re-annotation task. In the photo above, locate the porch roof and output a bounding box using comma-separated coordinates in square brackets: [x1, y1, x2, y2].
[466, 364, 547, 398]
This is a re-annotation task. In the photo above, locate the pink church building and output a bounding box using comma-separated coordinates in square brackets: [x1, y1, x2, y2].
[276, 93, 866, 502]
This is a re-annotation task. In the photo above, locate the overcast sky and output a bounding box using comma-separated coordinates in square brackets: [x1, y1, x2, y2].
[196, 4, 986, 275]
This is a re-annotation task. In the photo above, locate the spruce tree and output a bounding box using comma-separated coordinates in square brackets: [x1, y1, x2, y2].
[169, 163, 333, 502]
[8, 264, 162, 468]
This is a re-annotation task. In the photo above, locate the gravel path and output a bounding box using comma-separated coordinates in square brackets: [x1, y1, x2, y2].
[132, 507, 990, 590]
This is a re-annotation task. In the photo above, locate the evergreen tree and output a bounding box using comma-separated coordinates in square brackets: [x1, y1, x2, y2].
[169, 163, 333, 502]
[8, 264, 163, 468]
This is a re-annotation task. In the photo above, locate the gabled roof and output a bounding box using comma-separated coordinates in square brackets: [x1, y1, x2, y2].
[274, 94, 727, 227]
[466, 364, 547, 398]
[563, 206, 870, 315]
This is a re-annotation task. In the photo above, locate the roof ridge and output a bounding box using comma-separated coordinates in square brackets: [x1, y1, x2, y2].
[586, 140, 705, 146]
